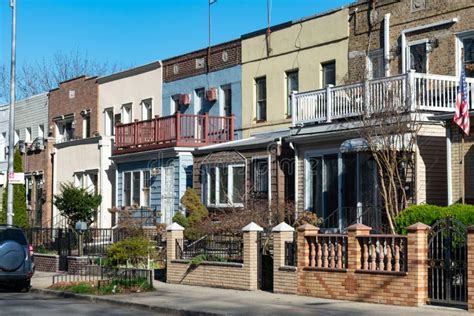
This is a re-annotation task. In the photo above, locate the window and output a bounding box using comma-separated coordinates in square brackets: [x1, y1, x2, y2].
[142, 171, 150, 207]
[141, 99, 152, 120]
[255, 77, 267, 121]
[104, 108, 114, 136]
[75, 173, 84, 188]
[172, 95, 181, 114]
[56, 120, 74, 142]
[122, 103, 132, 124]
[286, 70, 299, 116]
[195, 88, 205, 114]
[205, 164, 245, 207]
[322, 61, 336, 87]
[368, 50, 384, 79]
[38, 124, 44, 139]
[408, 42, 428, 73]
[14, 129, 19, 144]
[308, 154, 338, 219]
[26, 177, 32, 205]
[123, 172, 131, 206]
[222, 86, 232, 117]
[462, 36, 474, 78]
[252, 158, 269, 198]
[83, 115, 91, 138]
[132, 171, 140, 205]
[25, 127, 31, 142]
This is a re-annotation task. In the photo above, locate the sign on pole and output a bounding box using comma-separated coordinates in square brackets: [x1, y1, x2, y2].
[8, 172, 24, 185]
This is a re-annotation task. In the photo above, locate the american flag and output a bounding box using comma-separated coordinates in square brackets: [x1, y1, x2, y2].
[454, 67, 470, 136]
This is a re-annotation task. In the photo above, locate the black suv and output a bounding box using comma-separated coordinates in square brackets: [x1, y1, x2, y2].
[0, 225, 34, 291]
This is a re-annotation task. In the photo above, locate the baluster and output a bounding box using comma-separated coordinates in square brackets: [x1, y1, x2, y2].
[370, 243, 376, 271]
[379, 239, 385, 271]
[337, 242, 342, 269]
[330, 239, 336, 268]
[310, 240, 316, 267]
[386, 244, 392, 271]
[363, 243, 369, 270]
[394, 243, 400, 272]
[323, 242, 329, 268]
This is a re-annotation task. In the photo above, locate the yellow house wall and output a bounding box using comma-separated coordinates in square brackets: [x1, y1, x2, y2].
[241, 8, 349, 137]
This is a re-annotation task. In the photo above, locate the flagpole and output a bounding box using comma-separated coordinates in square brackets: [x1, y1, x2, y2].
[461, 132, 465, 204]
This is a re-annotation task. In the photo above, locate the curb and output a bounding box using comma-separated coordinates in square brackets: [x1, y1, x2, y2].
[30, 288, 223, 316]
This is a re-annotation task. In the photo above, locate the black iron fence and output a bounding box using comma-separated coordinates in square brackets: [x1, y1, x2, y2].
[284, 240, 297, 266]
[52, 265, 153, 286]
[319, 206, 387, 233]
[176, 234, 243, 263]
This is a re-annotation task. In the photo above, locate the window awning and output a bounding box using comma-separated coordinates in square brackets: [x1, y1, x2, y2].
[200, 150, 246, 165]
[340, 135, 414, 153]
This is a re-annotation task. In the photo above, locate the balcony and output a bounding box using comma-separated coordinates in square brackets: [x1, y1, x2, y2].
[113, 112, 235, 155]
[291, 71, 474, 127]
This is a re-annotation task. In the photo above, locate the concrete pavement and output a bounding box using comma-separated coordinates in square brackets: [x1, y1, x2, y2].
[30, 272, 468, 315]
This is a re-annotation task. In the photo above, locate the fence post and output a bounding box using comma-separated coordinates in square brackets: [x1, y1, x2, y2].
[203, 112, 208, 143]
[468, 226, 474, 312]
[407, 222, 430, 307]
[347, 223, 371, 271]
[326, 84, 333, 123]
[291, 91, 297, 127]
[166, 222, 184, 262]
[175, 112, 181, 144]
[297, 224, 319, 269]
[242, 222, 263, 290]
[408, 69, 416, 111]
[272, 222, 295, 294]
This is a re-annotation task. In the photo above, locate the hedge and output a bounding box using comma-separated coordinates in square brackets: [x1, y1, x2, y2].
[395, 204, 474, 234]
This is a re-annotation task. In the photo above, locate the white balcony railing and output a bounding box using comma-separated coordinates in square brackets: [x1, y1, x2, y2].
[291, 71, 474, 127]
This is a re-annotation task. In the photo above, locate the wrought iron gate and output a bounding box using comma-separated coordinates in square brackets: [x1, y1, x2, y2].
[428, 217, 467, 308]
[259, 231, 273, 292]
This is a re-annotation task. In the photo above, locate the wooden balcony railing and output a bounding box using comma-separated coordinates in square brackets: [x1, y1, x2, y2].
[291, 71, 474, 127]
[113, 113, 234, 154]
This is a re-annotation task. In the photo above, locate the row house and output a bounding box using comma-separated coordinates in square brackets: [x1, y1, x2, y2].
[289, 0, 474, 232]
[13, 93, 52, 227]
[111, 41, 238, 225]
[99, 61, 163, 226]
[193, 7, 349, 212]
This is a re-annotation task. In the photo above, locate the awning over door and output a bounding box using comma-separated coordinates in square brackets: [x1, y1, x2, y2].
[340, 135, 414, 153]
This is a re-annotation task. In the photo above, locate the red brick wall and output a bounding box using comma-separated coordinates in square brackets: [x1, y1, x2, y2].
[34, 253, 59, 272]
[163, 39, 241, 82]
[48, 76, 99, 139]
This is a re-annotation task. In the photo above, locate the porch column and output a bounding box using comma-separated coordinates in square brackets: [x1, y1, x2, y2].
[347, 223, 371, 271]
[407, 222, 430, 307]
[242, 222, 263, 290]
[468, 226, 474, 312]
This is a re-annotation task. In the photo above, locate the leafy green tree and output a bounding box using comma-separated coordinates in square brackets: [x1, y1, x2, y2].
[53, 182, 102, 226]
[179, 188, 208, 240]
[1, 149, 28, 229]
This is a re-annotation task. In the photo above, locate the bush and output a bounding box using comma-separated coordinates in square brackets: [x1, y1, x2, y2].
[294, 211, 323, 228]
[180, 188, 208, 240]
[172, 212, 189, 229]
[395, 204, 474, 234]
[105, 237, 152, 267]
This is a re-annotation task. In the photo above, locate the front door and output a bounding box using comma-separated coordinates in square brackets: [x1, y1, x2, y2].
[161, 164, 175, 225]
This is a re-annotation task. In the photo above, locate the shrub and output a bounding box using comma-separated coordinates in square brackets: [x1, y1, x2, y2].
[172, 212, 189, 229]
[105, 237, 151, 267]
[395, 204, 474, 234]
[180, 188, 208, 240]
[294, 211, 323, 228]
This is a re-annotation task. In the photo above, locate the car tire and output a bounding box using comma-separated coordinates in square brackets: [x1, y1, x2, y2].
[15, 280, 30, 292]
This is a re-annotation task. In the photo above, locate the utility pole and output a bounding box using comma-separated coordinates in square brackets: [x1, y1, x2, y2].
[6, 0, 17, 226]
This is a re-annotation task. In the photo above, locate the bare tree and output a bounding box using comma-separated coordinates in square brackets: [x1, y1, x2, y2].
[0, 49, 126, 101]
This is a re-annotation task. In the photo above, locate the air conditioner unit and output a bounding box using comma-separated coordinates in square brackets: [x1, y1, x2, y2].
[179, 93, 191, 106]
[17, 140, 26, 154]
[206, 88, 218, 102]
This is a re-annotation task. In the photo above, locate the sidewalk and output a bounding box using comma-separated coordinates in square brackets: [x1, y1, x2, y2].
[31, 272, 467, 315]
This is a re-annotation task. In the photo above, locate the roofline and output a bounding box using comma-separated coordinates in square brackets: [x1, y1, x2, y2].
[49, 75, 98, 93]
[162, 38, 241, 64]
[97, 61, 162, 84]
[241, 5, 348, 40]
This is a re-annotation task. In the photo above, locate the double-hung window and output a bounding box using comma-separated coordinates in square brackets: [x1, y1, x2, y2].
[104, 108, 114, 136]
[122, 170, 151, 207]
[204, 164, 245, 207]
[322, 61, 336, 87]
[141, 99, 152, 120]
[255, 77, 267, 121]
[252, 158, 269, 198]
[286, 70, 298, 117]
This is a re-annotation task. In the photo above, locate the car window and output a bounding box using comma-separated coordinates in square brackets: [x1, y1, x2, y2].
[0, 229, 27, 245]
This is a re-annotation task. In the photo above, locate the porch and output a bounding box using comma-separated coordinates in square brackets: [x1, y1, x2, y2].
[113, 113, 235, 155]
[291, 71, 473, 127]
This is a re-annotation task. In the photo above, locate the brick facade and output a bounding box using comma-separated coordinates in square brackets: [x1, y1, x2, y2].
[48, 76, 99, 139]
[348, 0, 474, 83]
[272, 227, 297, 295]
[67, 256, 91, 274]
[33, 253, 59, 272]
[163, 39, 241, 83]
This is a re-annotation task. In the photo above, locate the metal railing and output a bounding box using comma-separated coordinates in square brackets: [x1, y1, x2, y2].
[357, 235, 408, 273]
[117, 207, 161, 227]
[319, 205, 386, 234]
[292, 71, 474, 126]
[176, 234, 243, 263]
[284, 240, 297, 266]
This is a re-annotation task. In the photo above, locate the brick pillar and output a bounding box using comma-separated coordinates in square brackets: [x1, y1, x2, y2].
[468, 226, 474, 312]
[407, 222, 430, 307]
[242, 222, 263, 290]
[347, 223, 371, 271]
[296, 224, 319, 269]
[166, 222, 184, 262]
[272, 222, 295, 270]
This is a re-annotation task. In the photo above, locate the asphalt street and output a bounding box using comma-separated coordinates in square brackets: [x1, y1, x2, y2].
[0, 290, 160, 316]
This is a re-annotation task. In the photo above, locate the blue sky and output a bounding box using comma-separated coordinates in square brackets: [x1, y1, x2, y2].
[0, 0, 352, 68]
